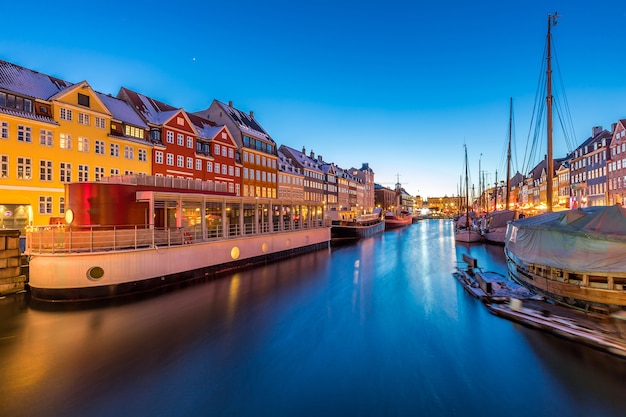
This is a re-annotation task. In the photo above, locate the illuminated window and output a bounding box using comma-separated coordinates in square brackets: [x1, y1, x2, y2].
[78, 137, 89, 152]
[17, 157, 32, 179]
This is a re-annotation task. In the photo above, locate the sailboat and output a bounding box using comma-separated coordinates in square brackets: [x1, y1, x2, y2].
[482, 97, 517, 244]
[504, 13, 626, 314]
[455, 145, 482, 243]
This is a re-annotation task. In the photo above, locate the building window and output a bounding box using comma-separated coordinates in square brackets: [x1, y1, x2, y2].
[60, 162, 71, 182]
[235, 167, 240, 177]
[17, 157, 32, 179]
[124, 125, 143, 139]
[228, 148, 234, 159]
[215, 163, 220, 173]
[187, 136, 193, 148]
[243, 151, 248, 162]
[59, 196, 65, 214]
[166, 153, 174, 166]
[110, 143, 119, 157]
[166, 131, 174, 144]
[40, 129, 53, 146]
[95, 166, 104, 181]
[177, 155, 184, 167]
[222, 165, 227, 175]
[229, 166, 234, 176]
[60, 108, 73, 121]
[95, 116, 106, 129]
[196, 159, 202, 170]
[95, 140, 105, 155]
[17, 125, 32, 142]
[138, 149, 147, 162]
[77, 93, 90, 107]
[39, 160, 53, 181]
[78, 137, 90, 152]
[78, 112, 90, 126]
[110, 168, 120, 176]
[177, 134, 184, 146]
[39, 196, 52, 214]
[177, 117, 184, 125]
[243, 167, 248, 179]
[214, 144, 220, 155]
[155, 151, 163, 164]
[1, 121, 8, 139]
[1, 155, 8, 178]
[78, 165, 89, 182]
[186, 157, 193, 169]
[206, 161, 212, 172]
[124, 146, 134, 160]
[60, 133, 72, 150]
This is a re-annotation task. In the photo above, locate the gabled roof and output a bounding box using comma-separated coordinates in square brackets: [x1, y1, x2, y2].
[0, 59, 73, 99]
[96, 92, 148, 129]
[117, 87, 181, 125]
[187, 112, 218, 141]
[279, 145, 323, 173]
[214, 100, 273, 143]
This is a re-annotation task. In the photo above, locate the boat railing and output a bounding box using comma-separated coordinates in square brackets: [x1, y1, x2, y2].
[26, 220, 327, 255]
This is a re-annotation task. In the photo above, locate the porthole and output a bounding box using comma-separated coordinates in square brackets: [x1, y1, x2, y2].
[87, 266, 105, 280]
[261, 242, 269, 253]
[231, 246, 240, 260]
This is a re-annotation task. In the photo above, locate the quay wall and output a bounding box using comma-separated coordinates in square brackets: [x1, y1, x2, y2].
[0, 229, 26, 296]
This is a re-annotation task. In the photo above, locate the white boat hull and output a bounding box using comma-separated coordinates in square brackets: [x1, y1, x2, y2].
[28, 228, 330, 302]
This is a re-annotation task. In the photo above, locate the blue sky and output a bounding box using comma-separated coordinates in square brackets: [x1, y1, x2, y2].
[2, 1, 626, 199]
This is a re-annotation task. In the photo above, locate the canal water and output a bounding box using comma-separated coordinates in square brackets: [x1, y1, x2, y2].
[1, 219, 626, 417]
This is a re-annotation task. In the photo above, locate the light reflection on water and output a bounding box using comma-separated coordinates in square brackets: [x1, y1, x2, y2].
[1, 219, 626, 417]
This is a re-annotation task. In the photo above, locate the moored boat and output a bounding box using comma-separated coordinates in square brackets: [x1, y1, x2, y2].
[481, 209, 517, 244]
[504, 206, 626, 314]
[330, 210, 385, 243]
[26, 175, 330, 302]
[384, 211, 413, 230]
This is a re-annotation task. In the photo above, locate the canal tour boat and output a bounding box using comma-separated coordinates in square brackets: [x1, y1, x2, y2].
[504, 206, 626, 314]
[329, 208, 385, 243]
[26, 175, 330, 302]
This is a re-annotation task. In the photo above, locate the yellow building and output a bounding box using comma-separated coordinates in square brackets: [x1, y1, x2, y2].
[0, 60, 152, 232]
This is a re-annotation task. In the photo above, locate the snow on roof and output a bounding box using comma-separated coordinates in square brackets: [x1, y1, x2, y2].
[0, 60, 73, 99]
[96, 92, 148, 128]
[0, 106, 58, 125]
[217, 100, 273, 143]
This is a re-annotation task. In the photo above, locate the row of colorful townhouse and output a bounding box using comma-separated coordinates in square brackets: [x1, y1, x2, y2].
[480, 123, 626, 214]
[0, 59, 375, 233]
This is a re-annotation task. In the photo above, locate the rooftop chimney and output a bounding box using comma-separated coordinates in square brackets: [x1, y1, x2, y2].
[250, 110, 254, 118]
[302, 146, 306, 154]
[310, 150, 315, 159]
[592, 126, 603, 137]
[228, 100, 233, 107]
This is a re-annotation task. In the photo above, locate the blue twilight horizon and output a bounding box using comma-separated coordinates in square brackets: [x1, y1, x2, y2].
[2, 1, 626, 198]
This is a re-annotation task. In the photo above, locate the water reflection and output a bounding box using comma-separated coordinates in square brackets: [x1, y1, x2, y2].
[1, 219, 625, 417]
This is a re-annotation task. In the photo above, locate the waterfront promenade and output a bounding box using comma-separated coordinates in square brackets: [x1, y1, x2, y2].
[1, 219, 626, 417]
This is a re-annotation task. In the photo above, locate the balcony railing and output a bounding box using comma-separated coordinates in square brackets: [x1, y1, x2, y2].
[26, 220, 326, 255]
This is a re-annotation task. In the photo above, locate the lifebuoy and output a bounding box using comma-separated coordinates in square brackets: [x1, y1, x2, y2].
[183, 232, 193, 244]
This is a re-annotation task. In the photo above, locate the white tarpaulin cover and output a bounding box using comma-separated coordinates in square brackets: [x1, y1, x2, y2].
[505, 206, 626, 273]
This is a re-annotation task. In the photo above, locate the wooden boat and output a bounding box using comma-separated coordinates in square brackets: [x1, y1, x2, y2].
[505, 206, 626, 314]
[25, 175, 330, 302]
[384, 211, 413, 230]
[505, 14, 626, 314]
[482, 98, 516, 245]
[331, 210, 385, 243]
[482, 209, 517, 244]
[455, 145, 482, 243]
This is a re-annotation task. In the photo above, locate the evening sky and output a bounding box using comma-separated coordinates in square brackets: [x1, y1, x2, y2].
[2, 1, 625, 199]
